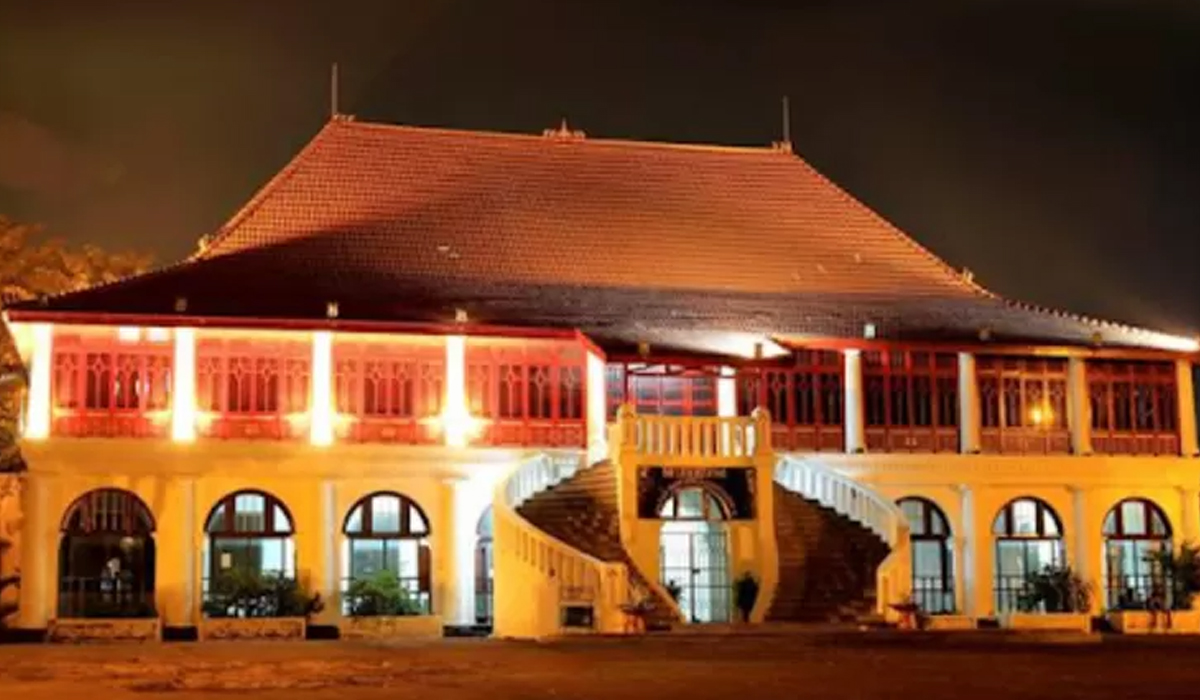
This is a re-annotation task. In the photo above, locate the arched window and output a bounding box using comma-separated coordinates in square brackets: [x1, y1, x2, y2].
[203, 490, 296, 617]
[898, 497, 954, 614]
[342, 492, 432, 615]
[658, 485, 729, 521]
[1104, 499, 1172, 610]
[58, 489, 156, 618]
[659, 484, 731, 623]
[475, 506, 494, 626]
[992, 497, 1064, 613]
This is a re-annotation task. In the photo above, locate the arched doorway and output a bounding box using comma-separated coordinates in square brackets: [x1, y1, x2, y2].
[1104, 498, 1172, 610]
[992, 497, 1064, 613]
[343, 492, 432, 615]
[897, 497, 954, 614]
[475, 506, 494, 626]
[58, 488, 156, 618]
[658, 485, 731, 623]
[203, 490, 295, 617]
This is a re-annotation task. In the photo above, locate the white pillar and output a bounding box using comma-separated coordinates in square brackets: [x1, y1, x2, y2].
[17, 473, 49, 629]
[309, 331, 334, 446]
[170, 327, 196, 442]
[319, 480, 338, 622]
[957, 485, 977, 617]
[447, 474, 499, 627]
[953, 535, 967, 615]
[843, 350, 865, 453]
[181, 477, 197, 625]
[958, 353, 980, 454]
[444, 336, 469, 447]
[1177, 360, 1198, 457]
[1067, 357, 1092, 456]
[586, 350, 608, 466]
[23, 323, 52, 440]
[717, 366, 737, 418]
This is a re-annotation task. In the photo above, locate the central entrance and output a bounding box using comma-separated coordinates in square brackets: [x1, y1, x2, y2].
[658, 486, 731, 623]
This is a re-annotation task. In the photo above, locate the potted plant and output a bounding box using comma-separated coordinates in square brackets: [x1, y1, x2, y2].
[340, 570, 440, 639]
[1109, 542, 1200, 634]
[733, 572, 760, 623]
[199, 570, 320, 641]
[1000, 564, 1093, 632]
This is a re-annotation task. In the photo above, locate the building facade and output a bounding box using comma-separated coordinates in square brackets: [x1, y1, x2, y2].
[1, 116, 1197, 640]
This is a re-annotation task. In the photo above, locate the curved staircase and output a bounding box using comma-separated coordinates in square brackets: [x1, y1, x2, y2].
[516, 460, 678, 630]
[768, 483, 890, 622]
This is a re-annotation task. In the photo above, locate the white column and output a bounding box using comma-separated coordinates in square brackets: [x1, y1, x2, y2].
[321, 480, 338, 620]
[170, 327, 196, 442]
[717, 366, 737, 418]
[450, 476, 495, 627]
[17, 474, 49, 628]
[1177, 360, 1198, 457]
[309, 331, 334, 446]
[957, 485, 976, 617]
[444, 336, 469, 447]
[1067, 357, 1092, 456]
[843, 350, 865, 453]
[953, 535, 967, 615]
[957, 352, 980, 454]
[23, 323, 52, 440]
[586, 350, 608, 466]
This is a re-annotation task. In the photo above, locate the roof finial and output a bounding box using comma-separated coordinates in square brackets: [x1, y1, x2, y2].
[772, 96, 793, 153]
[560, 117, 569, 134]
[330, 62, 340, 118]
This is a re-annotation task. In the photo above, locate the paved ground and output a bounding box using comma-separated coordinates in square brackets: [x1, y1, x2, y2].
[2, 632, 1200, 699]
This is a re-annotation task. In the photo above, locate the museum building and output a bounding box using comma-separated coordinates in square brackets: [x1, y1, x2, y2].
[0, 115, 1197, 640]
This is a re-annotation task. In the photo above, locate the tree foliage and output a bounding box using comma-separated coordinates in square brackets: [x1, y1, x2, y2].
[0, 215, 153, 472]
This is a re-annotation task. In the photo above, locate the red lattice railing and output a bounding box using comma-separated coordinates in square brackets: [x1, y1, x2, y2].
[50, 332, 172, 438]
[466, 340, 586, 448]
[195, 336, 310, 440]
[1088, 360, 1180, 456]
[333, 339, 444, 445]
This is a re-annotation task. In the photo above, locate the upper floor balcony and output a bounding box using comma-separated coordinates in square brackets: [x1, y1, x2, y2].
[9, 321, 1199, 459]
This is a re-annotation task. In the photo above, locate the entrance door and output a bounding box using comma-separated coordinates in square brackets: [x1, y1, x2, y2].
[660, 523, 730, 623]
[475, 506, 494, 626]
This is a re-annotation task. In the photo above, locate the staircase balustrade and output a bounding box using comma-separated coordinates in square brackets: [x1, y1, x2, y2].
[612, 405, 771, 464]
[493, 453, 630, 637]
[775, 455, 912, 617]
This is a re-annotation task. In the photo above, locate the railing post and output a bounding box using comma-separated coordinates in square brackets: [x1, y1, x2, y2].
[1067, 357, 1092, 456]
[751, 407, 772, 457]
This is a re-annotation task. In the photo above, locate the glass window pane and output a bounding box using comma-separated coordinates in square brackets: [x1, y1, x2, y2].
[901, 499, 924, 534]
[345, 505, 363, 534]
[1012, 500, 1037, 535]
[1041, 509, 1060, 537]
[659, 498, 675, 518]
[349, 539, 386, 578]
[676, 489, 703, 518]
[274, 505, 292, 533]
[1121, 501, 1147, 536]
[372, 495, 401, 533]
[234, 494, 266, 532]
[408, 504, 428, 534]
[206, 503, 226, 532]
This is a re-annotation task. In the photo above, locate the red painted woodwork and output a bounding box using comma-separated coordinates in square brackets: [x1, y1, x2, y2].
[195, 336, 310, 440]
[605, 363, 718, 418]
[1087, 360, 1180, 456]
[50, 331, 172, 438]
[466, 340, 586, 448]
[738, 349, 845, 452]
[863, 350, 959, 453]
[333, 340, 444, 444]
[978, 356, 1070, 454]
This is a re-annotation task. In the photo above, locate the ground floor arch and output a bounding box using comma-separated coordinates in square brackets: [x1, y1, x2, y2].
[658, 484, 731, 623]
[897, 496, 955, 614]
[992, 496, 1065, 613]
[1104, 497, 1173, 610]
[342, 491, 433, 615]
[58, 488, 157, 618]
[202, 489, 296, 617]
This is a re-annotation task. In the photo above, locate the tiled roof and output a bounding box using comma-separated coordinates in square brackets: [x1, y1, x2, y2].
[11, 117, 1195, 355]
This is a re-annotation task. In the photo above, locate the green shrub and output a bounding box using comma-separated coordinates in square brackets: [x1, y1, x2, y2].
[346, 570, 422, 617]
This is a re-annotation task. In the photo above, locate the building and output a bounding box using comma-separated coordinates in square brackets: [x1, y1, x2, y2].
[1, 115, 1197, 641]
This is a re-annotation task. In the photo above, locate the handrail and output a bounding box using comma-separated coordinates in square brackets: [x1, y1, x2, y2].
[775, 455, 912, 616]
[494, 453, 629, 636]
[775, 455, 905, 547]
[613, 405, 771, 463]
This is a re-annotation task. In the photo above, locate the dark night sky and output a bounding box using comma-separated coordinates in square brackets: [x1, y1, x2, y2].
[2, 0, 1199, 336]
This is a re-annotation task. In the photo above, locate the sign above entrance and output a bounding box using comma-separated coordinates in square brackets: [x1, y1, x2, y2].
[637, 466, 756, 520]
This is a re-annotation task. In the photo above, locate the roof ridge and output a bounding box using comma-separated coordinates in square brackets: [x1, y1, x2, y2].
[342, 117, 788, 157]
[194, 118, 343, 259]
